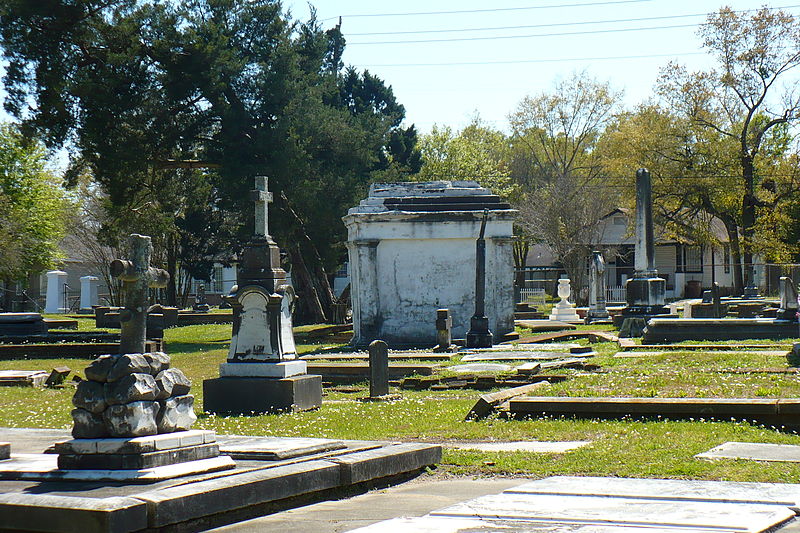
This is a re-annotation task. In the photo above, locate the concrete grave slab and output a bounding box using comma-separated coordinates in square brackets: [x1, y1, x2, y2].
[507, 476, 800, 506]
[448, 363, 513, 373]
[449, 441, 590, 453]
[0, 370, 49, 387]
[462, 343, 581, 352]
[215, 435, 348, 460]
[614, 350, 788, 358]
[460, 351, 589, 362]
[431, 492, 795, 532]
[697, 442, 800, 463]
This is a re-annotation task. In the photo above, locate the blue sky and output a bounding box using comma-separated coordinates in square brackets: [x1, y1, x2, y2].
[285, 0, 800, 134]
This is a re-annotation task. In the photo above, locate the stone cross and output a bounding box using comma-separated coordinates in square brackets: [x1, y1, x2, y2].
[110, 234, 170, 354]
[634, 168, 656, 276]
[251, 176, 273, 238]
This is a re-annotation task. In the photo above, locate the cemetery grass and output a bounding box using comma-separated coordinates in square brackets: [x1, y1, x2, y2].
[2, 320, 800, 482]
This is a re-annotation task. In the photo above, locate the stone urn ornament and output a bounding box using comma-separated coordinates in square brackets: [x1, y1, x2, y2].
[549, 278, 580, 322]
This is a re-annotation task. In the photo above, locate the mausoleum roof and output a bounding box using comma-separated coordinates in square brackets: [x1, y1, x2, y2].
[346, 181, 513, 215]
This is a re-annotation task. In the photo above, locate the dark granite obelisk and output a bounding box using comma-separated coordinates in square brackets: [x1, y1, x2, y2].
[622, 169, 669, 320]
[466, 209, 493, 348]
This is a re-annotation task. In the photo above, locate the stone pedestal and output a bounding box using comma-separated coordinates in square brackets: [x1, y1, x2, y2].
[45, 270, 68, 314]
[622, 276, 669, 317]
[79, 275, 99, 313]
[203, 374, 322, 414]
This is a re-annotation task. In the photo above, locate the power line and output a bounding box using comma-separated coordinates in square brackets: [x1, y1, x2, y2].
[346, 4, 800, 36]
[320, 0, 655, 22]
[348, 23, 702, 46]
[356, 51, 704, 68]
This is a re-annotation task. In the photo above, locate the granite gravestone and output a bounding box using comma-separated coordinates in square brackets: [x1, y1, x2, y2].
[586, 251, 610, 323]
[619, 169, 670, 330]
[61, 234, 221, 473]
[204, 176, 322, 414]
[434, 308, 453, 353]
[192, 283, 210, 312]
[368, 340, 389, 398]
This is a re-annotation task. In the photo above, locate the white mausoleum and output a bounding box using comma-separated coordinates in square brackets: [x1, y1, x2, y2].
[343, 181, 516, 347]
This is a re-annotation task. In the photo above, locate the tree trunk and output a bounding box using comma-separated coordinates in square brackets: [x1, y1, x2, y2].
[724, 223, 744, 295]
[1, 277, 13, 311]
[741, 155, 757, 291]
[288, 243, 327, 324]
[166, 233, 178, 307]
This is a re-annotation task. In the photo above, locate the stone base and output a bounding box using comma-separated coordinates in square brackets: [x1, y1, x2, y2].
[643, 318, 799, 344]
[58, 443, 219, 470]
[219, 360, 307, 378]
[549, 304, 580, 322]
[625, 276, 666, 308]
[203, 374, 322, 414]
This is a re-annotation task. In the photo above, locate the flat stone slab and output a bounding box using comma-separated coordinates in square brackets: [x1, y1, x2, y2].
[353, 475, 800, 533]
[301, 352, 451, 362]
[0, 427, 442, 532]
[624, 344, 792, 351]
[697, 442, 800, 463]
[305, 362, 439, 378]
[614, 350, 788, 358]
[0, 453, 235, 482]
[449, 441, 590, 453]
[515, 320, 577, 332]
[216, 435, 348, 460]
[462, 343, 581, 352]
[448, 363, 513, 374]
[54, 430, 216, 455]
[219, 360, 307, 378]
[507, 397, 800, 428]
[461, 351, 588, 362]
[0, 370, 49, 387]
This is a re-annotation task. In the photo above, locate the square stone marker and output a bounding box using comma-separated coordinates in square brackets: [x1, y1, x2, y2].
[430, 493, 795, 531]
[697, 442, 800, 463]
[215, 435, 347, 460]
[450, 441, 590, 453]
[507, 476, 800, 506]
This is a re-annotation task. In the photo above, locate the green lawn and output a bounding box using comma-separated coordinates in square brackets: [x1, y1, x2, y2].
[2, 317, 800, 482]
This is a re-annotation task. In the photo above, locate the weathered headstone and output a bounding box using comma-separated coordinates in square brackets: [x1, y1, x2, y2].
[619, 169, 670, 330]
[586, 251, 609, 323]
[434, 308, 453, 353]
[110, 234, 169, 354]
[466, 209, 494, 348]
[548, 279, 580, 322]
[44, 270, 68, 314]
[204, 176, 322, 414]
[79, 275, 99, 313]
[778, 276, 799, 321]
[368, 340, 389, 398]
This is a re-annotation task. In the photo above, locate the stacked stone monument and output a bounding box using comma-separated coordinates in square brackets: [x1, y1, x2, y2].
[55, 234, 225, 473]
[203, 177, 322, 414]
[586, 251, 610, 323]
[618, 169, 672, 334]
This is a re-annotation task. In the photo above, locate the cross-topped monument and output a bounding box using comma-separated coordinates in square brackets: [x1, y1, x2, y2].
[110, 234, 169, 353]
[204, 175, 322, 414]
[252, 175, 273, 238]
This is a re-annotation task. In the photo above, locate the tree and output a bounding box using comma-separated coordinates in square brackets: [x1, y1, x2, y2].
[654, 6, 800, 293]
[415, 118, 515, 198]
[508, 73, 621, 302]
[0, 0, 419, 320]
[0, 123, 71, 310]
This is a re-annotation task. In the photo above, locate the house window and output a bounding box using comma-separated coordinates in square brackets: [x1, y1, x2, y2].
[723, 245, 731, 274]
[676, 245, 703, 273]
[212, 265, 224, 293]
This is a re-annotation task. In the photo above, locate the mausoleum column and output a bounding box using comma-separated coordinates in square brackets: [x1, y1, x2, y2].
[350, 239, 380, 345]
[45, 270, 68, 314]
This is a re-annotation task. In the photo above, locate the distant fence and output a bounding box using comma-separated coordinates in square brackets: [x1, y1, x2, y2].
[606, 285, 626, 303]
[519, 287, 546, 306]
